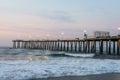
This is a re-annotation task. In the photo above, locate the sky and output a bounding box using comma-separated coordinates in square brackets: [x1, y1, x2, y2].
[0, 0, 120, 46]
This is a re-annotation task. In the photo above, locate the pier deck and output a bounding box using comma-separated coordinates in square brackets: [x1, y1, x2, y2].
[12, 37, 120, 55]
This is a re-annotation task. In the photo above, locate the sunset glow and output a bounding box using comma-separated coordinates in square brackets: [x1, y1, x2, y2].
[0, 0, 120, 46]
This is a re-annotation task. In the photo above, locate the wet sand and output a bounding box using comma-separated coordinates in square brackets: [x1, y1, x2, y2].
[29, 73, 120, 80]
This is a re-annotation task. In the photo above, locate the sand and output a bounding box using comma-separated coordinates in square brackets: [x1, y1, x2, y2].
[29, 73, 120, 80]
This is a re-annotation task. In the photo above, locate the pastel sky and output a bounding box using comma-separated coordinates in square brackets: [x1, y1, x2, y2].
[0, 0, 120, 46]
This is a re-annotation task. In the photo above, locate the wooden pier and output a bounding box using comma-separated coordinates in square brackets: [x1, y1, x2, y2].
[12, 37, 120, 55]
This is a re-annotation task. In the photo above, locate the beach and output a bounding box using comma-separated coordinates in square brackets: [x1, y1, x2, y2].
[0, 48, 120, 80]
[0, 0, 120, 80]
[30, 73, 120, 80]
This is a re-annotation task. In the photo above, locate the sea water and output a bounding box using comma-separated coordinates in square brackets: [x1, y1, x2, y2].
[0, 47, 120, 80]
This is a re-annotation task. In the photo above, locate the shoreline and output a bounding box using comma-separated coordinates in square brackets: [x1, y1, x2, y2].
[29, 73, 120, 80]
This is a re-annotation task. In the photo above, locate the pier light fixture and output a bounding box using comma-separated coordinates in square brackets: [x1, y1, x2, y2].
[118, 27, 120, 37]
[118, 27, 120, 30]
[84, 30, 87, 33]
[83, 30, 87, 38]
[61, 32, 64, 35]
[61, 32, 64, 39]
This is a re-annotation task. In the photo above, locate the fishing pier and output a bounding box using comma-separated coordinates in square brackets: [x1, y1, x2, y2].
[13, 37, 120, 55]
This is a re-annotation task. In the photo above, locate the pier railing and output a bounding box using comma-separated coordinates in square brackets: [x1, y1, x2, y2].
[12, 37, 120, 55]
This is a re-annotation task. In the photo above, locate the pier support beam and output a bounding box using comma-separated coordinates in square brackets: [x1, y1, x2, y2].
[117, 40, 120, 55]
[108, 40, 111, 55]
[100, 40, 103, 54]
[13, 41, 16, 48]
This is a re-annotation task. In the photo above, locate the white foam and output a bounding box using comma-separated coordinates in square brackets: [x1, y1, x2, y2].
[65, 53, 95, 57]
[0, 58, 120, 80]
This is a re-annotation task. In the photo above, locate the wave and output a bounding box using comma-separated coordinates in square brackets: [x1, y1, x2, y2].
[0, 59, 120, 80]
[49, 52, 95, 58]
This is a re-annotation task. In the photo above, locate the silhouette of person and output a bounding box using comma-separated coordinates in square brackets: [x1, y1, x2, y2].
[84, 33, 87, 39]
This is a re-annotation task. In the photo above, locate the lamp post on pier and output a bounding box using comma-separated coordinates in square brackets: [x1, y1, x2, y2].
[84, 30, 87, 39]
[118, 27, 120, 37]
[61, 32, 64, 40]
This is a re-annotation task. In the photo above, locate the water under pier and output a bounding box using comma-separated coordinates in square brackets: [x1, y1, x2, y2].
[12, 37, 120, 55]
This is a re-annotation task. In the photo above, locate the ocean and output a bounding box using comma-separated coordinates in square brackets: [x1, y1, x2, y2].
[0, 47, 120, 80]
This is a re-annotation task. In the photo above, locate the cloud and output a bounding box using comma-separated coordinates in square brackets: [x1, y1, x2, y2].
[0, 6, 75, 23]
[40, 11, 76, 23]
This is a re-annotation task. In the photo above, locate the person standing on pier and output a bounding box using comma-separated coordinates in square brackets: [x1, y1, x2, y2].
[84, 30, 87, 39]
